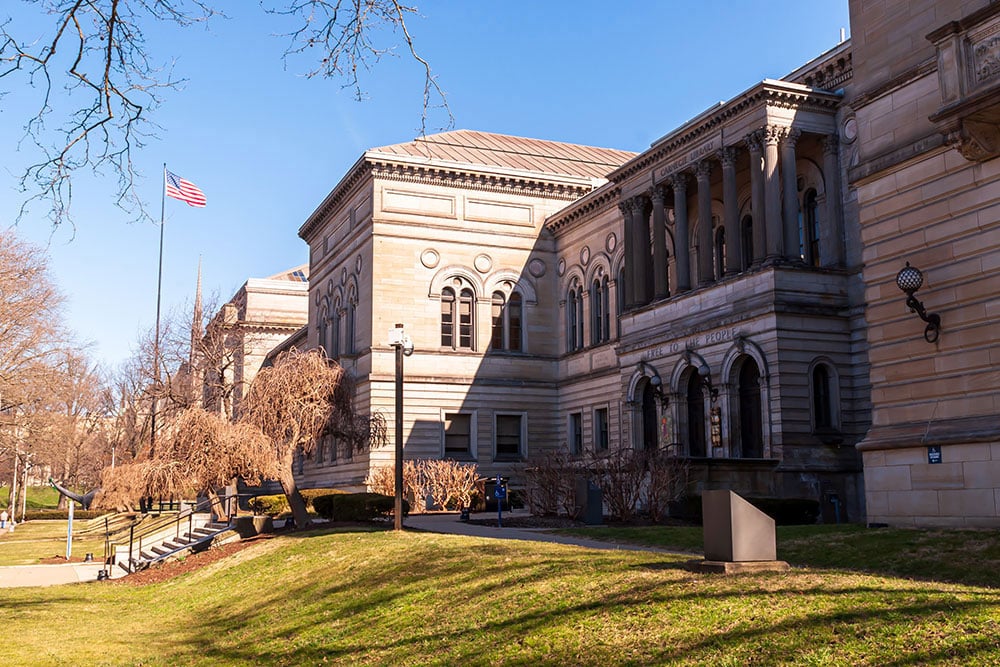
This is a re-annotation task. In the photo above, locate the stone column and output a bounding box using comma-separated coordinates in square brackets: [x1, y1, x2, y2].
[631, 196, 651, 305]
[745, 131, 766, 266]
[762, 125, 784, 260]
[696, 160, 714, 286]
[619, 201, 635, 308]
[671, 173, 691, 292]
[822, 135, 845, 267]
[720, 147, 741, 276]
[651, 186, 669, 299]
[781, 127, 802, 262]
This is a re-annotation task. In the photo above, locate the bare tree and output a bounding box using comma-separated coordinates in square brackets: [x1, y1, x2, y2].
[2, 1, 449, 226]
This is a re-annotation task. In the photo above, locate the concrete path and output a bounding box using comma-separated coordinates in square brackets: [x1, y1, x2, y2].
[0, 562, 109, 588]
[404, 511, 684, 555]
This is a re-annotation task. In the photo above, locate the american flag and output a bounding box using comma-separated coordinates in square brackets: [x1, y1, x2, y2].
[165, 169, 207, 207]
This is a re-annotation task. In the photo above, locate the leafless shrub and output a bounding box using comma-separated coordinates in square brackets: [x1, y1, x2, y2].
[419, 459, 478, 511]
[644, 451, 690, 523]
[523, 449, 581, 518]
[586, 449, 645, 522]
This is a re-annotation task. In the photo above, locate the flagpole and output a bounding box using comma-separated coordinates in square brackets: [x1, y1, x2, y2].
[151, 163, 167, 461]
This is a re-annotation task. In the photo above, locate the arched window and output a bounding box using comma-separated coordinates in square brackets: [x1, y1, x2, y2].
[491, 290, 523, 352]
[741, 215, 754, 270]
[345, 289, 356, 355]
[567, 287, 583, 352]
[318, 303, 330, 357]
[714, 226, 726, 280]
[591, 276, 610, 345]
[329, 298, 341, 359]
[616, 267, 625, 338]
[812, 364, 833, 429]
[442, 286, 475, 350]
[798, 188, 821, 266]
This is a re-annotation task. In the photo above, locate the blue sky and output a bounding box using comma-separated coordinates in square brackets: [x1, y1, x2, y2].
[1, 1, 850, 369]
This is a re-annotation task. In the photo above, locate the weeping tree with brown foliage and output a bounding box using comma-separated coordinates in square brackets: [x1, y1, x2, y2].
[239, 348, 357, 529]
[97, 408, 272, 516]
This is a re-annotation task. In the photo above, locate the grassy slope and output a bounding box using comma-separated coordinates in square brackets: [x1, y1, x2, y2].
[0, 521, 109, 565]
[0, 527, 998, 666]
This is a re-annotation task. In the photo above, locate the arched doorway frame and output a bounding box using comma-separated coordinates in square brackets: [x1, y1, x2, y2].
[721, 335, 773, 458]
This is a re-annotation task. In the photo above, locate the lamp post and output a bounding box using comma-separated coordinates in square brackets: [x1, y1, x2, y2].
[387, 324, 414, 531]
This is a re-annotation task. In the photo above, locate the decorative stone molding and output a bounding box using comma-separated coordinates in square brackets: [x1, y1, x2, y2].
[528, 258, 546, 278]
[927, 3, 1000, 161]
[474, 254, 493, 273]
[670, 172, 689, 194]
[420, 249, 440, 269]
[744, 131, 763, 156]
[822, 134, 839, 156]
[696, 160, 713, 180]
[605, 232, 617, 253]
[718, 146, 739, 168]
[580, 246, 591, 266]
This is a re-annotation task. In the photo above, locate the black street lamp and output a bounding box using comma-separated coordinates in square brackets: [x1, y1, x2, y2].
[388, 323, 414, 531]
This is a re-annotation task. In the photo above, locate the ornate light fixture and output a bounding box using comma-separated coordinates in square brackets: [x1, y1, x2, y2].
[895, 262, 941, 343]
[641, 361, 669, 408]
[685, 350, 719, 403]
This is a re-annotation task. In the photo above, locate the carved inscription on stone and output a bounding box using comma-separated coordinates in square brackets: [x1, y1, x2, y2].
[973, 35, 1000, 85]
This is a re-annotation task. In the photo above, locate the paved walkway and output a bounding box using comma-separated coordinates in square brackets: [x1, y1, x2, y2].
[0, 562, 110, 588]
[404, 511, 682, 554]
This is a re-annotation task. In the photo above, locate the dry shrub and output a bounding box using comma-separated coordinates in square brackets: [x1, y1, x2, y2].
[419, 459, 478, 511]
[644, 451, 689, 522]
[524, 450, 580, 518]
[587, 449, 645, 522]
[364, 465, 393, 496]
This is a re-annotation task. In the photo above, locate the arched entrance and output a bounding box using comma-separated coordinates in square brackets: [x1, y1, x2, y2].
[686, 372, 706, 457]
[641, 382, 658, 451]
[738, 358, 763, 458]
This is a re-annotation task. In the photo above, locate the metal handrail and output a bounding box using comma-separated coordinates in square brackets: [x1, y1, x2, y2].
[112, 497, 220, 572]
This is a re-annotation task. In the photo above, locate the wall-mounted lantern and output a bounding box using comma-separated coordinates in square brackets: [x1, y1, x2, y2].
[895, 262, 941, 343]
[685, 350, 719, 403]
[641, 361, 668, 408]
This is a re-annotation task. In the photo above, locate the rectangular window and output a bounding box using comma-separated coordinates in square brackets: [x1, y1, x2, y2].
[444, 413, 472, 457]
[569, 412, 583, 455]
[495, 414, 523, 460]
[594, 408, 609, 451]
[459, 293, 473, 348]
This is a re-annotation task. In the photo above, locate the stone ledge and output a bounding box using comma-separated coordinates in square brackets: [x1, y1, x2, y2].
[685, 559, 791, 574]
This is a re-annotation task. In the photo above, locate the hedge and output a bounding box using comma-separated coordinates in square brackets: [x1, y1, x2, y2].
[247, 495, 289, 516]
[312, 492, 409, 522]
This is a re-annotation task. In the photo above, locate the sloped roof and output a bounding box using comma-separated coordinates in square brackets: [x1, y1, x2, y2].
[369, 130, 636, 181]
[263, 264, 309, 282]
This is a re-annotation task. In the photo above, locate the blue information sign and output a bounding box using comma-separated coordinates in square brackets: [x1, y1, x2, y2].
[927, 445, 942, 464]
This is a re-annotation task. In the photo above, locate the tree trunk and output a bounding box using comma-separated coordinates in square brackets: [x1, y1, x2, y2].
[278, 449, 309, 529]
[206, 488, 226, 522]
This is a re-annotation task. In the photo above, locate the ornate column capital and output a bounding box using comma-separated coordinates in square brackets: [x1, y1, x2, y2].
[718, 146, 739, 168]
[782, 127, 802, 148]
[822, 134, 839, 156]
[763, 124, 785, 145]
[695, 160, 713, 181]
[618, 201, 630, 216]
[745, 131, 763, 155]
[649, 185, 667, 205]
[670, 172, 689, 194]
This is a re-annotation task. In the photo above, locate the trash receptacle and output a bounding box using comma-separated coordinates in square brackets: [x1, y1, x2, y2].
[574, 476, 603, 525]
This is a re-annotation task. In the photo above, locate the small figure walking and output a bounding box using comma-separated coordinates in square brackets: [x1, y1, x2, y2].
[0, 509, 7, 529]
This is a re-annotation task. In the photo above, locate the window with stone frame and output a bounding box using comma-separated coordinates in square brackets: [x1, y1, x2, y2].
[318, 300, 330, 358]
[594, 407, 609, 451]
[812, 363, 835, 430]
[616, 267, 625, 338]
[567, 282, 584, 352]
[714, 224, 726, 280]
[441, 285, 476, 350]
[741, 215, 754, 270]
[329, 297, 341, 359]
[801, 188, 821, 267]
[569, 412, 583, 455]
[346, 286, 357, 355]
[444, 412, 473, 458]
[494, 413, 524, 461]
[490, 290, 523, 352]
[590, 275, 610, 346]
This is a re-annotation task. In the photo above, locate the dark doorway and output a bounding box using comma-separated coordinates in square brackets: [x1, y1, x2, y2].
[641, 382, 658, 451]
[686, 373, 706, 457]
[738, 359, 763, 458]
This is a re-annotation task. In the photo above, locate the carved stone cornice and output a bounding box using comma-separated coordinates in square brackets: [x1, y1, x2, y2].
[609, 81, 842, 184]
[302, 153, 598, 241]
[546, 183, 623, 234]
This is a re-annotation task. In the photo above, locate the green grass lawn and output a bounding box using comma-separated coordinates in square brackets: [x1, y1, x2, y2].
[553, 524, 1000, 589]
[0, 526, 998, 666]
[0, 520, 109, 565]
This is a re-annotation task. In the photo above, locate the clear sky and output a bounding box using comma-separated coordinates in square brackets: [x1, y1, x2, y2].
[1, 0, 851, 370]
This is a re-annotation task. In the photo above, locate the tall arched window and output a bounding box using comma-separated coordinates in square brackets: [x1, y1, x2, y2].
[590, 276, 610, 345]
[741, 215, 754, 270]
[318, 302, 330, 357]
[798, 188, 821, 266]
[567, 287, 583, 352]
[491, 290, 523, 352]
[329, 298, 341, 358]
[441, 286, 475, 350]
[813, 364, 833, 429]
[345, 288, 356, 355]
[616, 267, 625, 338]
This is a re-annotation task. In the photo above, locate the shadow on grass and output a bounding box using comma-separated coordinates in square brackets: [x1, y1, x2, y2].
[145, 531, 1000, 666]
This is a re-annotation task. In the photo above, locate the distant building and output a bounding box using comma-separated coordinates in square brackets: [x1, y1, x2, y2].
[200, 265, 309, 419]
